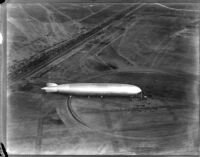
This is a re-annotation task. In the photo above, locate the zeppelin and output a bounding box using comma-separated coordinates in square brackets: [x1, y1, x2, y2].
[41, 83, 142, 96]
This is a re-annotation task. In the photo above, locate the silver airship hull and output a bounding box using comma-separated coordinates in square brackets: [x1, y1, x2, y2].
[42, 83, 142, 96]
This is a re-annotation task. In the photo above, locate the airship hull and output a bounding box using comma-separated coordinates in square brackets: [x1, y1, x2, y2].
[42, 83, 142, 96]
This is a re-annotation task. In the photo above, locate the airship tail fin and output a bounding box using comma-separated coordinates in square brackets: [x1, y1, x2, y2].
[46, 83, 58, 87]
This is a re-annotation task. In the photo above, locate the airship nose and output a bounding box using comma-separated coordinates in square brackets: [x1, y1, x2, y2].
[41, 87, 58, 92]
[135, 86, 142, 93]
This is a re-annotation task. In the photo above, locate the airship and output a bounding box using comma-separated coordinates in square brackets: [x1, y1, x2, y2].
[41, 83, 143, 127]
[41, 83, 142, 97]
